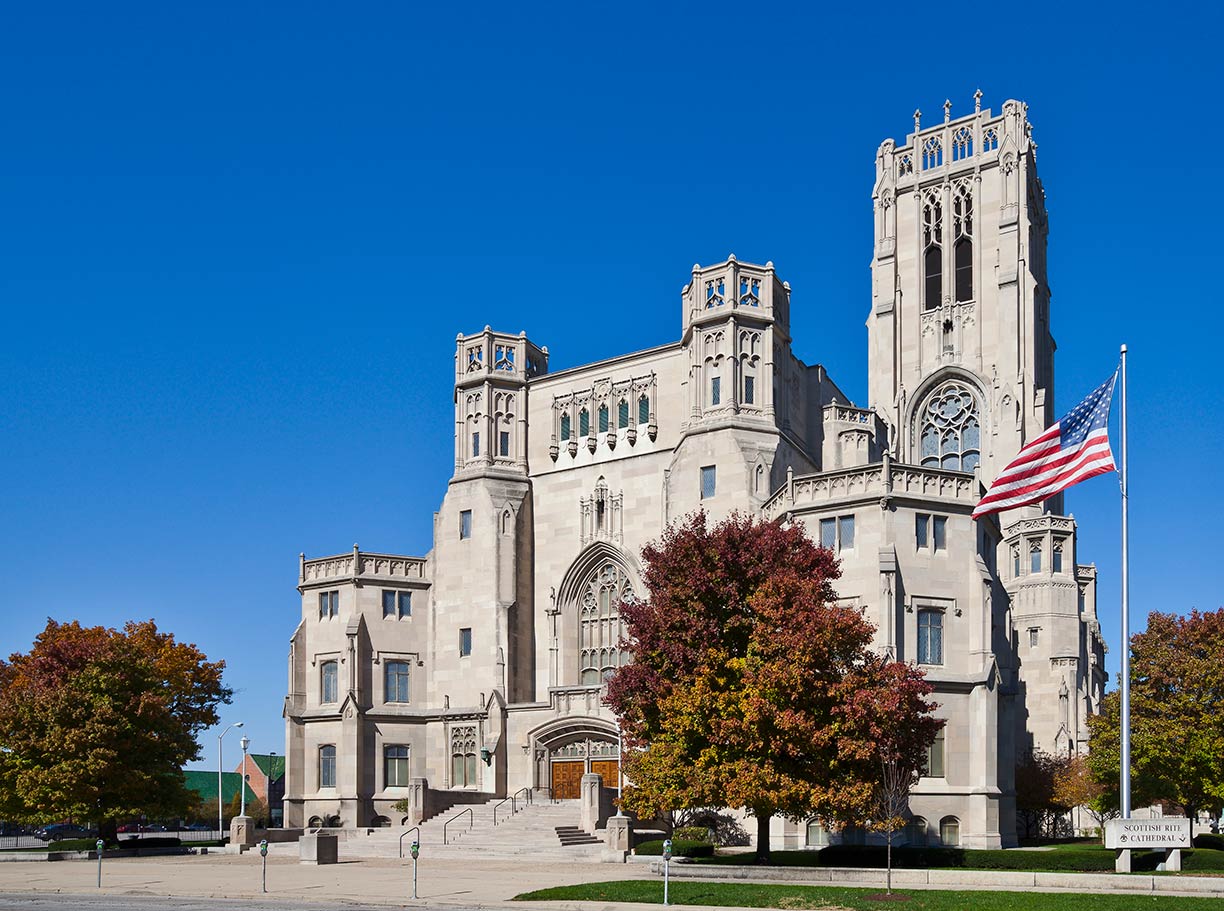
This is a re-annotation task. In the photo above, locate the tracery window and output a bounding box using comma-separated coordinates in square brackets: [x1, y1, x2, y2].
[598, 404, 609, 434]
[450, 725, 478, 787]
[560, 413, 571, 441]
[618, 399, 629, 429]
[579, 408, 590, 437]
[917, 381, 980, 472]
[579, 562, 630, 684]
[638, 395, 650, 425]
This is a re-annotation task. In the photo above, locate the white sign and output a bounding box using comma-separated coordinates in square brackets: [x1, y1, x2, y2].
[1105, 817, 1191, 849]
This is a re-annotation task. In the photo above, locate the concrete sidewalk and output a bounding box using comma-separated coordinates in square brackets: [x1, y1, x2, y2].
[0, 851, 1222, 908]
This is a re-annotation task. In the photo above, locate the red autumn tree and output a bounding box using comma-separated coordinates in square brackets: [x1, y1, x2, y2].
[605, 512, 940, 863]
[841, 659, 943, 891]
[0, 619, 232, 842]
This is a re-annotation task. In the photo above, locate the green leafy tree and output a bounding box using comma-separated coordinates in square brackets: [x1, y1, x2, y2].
[605, 512, 940, 863]
[0, 619, 232, 842]
[1088, 609, 1224, 835]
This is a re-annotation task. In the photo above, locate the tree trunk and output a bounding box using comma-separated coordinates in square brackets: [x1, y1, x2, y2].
[754, 811, 771, 864]
[98, 818, 117, 846]
[886, 824, 893, 894]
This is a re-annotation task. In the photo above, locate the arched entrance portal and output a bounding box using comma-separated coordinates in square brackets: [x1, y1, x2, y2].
[529, 717, 620, 800]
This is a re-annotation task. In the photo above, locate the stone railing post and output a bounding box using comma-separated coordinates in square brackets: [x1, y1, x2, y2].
[580, 773, 601, 835]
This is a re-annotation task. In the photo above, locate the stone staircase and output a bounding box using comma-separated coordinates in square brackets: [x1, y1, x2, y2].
[322, 797, 607, 861]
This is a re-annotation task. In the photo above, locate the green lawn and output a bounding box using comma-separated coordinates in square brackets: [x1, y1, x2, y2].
[691, 846, 1224, 874]
[516, 880, 1221, 910]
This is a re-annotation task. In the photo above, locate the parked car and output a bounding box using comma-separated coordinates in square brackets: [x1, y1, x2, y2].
[183, 823, 212, 832]
[35, 824, 92, 841]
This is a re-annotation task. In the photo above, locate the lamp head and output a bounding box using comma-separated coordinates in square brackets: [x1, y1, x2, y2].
[241, 735, 250, 752]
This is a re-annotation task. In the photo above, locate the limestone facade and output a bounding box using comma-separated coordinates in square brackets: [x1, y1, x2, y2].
[283, 97, 1107, 849]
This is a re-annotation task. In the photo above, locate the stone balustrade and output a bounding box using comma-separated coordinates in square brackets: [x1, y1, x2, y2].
[300, 546, 428, 585]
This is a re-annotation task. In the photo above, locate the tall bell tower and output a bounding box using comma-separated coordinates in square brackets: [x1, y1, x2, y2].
[867, 94, 1055, 492]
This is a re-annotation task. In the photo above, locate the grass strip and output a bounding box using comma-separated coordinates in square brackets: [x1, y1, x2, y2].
[516, 880, 1222, 910]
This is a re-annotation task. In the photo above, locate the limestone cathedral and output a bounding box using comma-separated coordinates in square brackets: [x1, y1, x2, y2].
[282, 96, 1107, 849]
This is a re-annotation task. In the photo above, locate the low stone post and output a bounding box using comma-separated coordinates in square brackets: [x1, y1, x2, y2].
[405, 778, 430, 825]
[580, 773, 601, 834]
[603, 815, 632, 863]
[299, 832, 338, 865]
[230, 815, 257, 849]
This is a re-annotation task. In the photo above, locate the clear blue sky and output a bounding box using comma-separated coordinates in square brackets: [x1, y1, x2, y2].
[2, 2, 1220, 771]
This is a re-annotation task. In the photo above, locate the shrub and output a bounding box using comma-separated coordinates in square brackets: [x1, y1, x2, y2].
[48, 838, 99, 852]
[1193, 833, 1224, 851]
[132, 837, 182, 850]
[635, 838, 714, 858]
[673, 827, 711, 842]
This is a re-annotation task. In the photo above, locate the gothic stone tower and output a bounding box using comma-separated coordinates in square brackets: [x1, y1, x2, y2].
[867, 95, 1105, 764]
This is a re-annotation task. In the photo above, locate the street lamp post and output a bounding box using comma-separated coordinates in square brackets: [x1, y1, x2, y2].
[240, 735, 250, 817]
[218, 721, 244, 840]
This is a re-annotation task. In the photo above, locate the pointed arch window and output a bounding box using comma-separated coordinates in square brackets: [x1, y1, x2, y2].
[598, 404, 609, 434]
[579, 408, 590, 437]
[560, 413, 571, 441]
[917, 380, 980, 472]
[579, 562, 631, 685]
[638, 395, 650, 425]
[617, 399, 629, 429]
[953, 185, 973, 302]
[922, 193, 943, 310]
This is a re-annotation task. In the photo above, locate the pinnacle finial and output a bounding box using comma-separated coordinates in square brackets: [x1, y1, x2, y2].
[943, 99, 952, 122]
[913, 109, 922, 131]
[974, 89, 983, 113]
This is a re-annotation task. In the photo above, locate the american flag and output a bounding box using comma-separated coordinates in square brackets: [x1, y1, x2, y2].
[972, 372, 1118, 520]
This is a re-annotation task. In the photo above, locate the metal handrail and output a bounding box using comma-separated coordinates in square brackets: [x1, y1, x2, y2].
[493, 796, 516, 826]
[442, 807, 473, 845]
[512, 786, 532, 809]
[398, 826, 421, 858]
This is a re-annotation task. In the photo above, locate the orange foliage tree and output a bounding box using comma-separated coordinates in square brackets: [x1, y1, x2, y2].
[0, 619, 232, 841]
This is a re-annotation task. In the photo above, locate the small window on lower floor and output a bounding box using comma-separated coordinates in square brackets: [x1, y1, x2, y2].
[460, 510, 472, 539]
[917, 608, 944, 665]
[939, 816, 960, 846]
[319, 745, 336, 789]
[923, 726, 945, 777]
[459, 627, 472, 657]
[384, 745, 410, 787]
[1029, 627, 1040, 648]
[701, 465, 716, 499]
[499, 431, 510, 457]
[805, 820, 829, 847]
[906, 816, 929, 847]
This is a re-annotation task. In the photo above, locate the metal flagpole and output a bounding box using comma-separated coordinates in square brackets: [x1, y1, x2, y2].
[1119, 344, 1131, 819]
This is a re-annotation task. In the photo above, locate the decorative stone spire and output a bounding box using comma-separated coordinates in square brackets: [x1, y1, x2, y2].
[943, 99, 952, 123]
[913, 109, 922, 132]
[974, 89, 983, 113]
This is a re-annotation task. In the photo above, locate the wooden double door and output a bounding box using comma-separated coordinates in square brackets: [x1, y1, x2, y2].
[551, 759, 620, 799]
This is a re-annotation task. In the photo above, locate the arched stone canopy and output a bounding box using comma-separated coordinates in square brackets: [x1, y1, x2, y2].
[524, 715, 620, 798]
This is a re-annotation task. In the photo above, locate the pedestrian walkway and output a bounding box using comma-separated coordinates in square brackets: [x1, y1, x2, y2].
[0, 849, 1222, 909]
